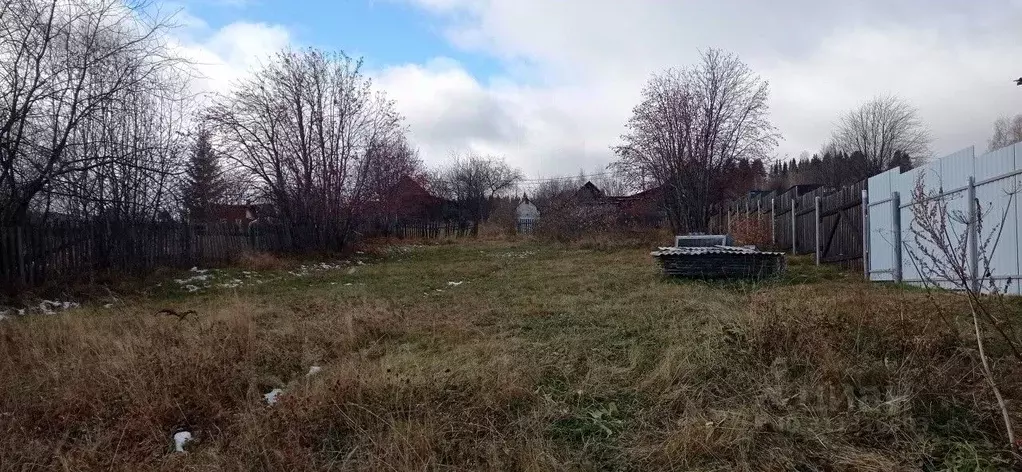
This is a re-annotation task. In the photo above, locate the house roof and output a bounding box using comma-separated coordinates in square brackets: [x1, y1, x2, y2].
[576, 182, 664, 203]
[210, 204, 252, 221]
[576, 181, 605, 199]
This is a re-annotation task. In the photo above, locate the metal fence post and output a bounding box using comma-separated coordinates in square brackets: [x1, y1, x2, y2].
[790, 197, 797, 254]
[861, 188, 869, 280]
[968, 176, 979, 292]
[814, 196, 822, 265]
[891, 191, 902, 283]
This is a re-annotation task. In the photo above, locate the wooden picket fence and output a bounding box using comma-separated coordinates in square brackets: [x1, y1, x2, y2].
[0, 219, 474, 291]
[359, 221, 476, 239]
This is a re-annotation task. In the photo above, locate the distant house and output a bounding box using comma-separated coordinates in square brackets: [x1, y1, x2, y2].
[515, 194, 540, 233]
[389, 175, 449, 221]
[360, 175, 453, 228]
[207, 203, 276, 229]
[572, 181, 666, 226]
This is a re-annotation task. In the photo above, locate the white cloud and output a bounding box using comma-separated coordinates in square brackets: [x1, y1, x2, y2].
[375, 59, 637, 176]
[168, 17, 291, 95]
[382, 0, 1022, 178]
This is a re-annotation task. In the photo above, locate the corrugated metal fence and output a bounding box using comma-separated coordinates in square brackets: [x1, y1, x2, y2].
[867, 143, 1022, 293]
[707, 141, 1022, 292]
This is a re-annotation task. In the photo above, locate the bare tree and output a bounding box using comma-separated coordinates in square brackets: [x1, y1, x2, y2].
[592, 174, 630, 197]
[831, 95, 930, 177]
[360, 137, 428, 223]
[433, 154, 523, 232]
[531, 177, 584, 210]
[611, 49, 778, 231]
[0, 0, 187, 225]
[988, 114, 1022, 152]
[206, 48, 406, 250]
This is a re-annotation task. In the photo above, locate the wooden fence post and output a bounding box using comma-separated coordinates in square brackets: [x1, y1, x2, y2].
[891, 191, 902, 283]
[790, 197, 797, 254]
[16, 226, 26, 286]
[770, 198, 776, 245]
[814, 196, 822, 265]
[861, 188, 869, 280]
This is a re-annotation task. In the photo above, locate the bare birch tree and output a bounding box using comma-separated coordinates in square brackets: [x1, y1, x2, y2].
[832, 95, 931, 176]
[611, 49, 778, 231]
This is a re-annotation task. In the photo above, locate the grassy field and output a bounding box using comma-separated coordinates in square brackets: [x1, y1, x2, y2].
[1, 240, 1020, 471]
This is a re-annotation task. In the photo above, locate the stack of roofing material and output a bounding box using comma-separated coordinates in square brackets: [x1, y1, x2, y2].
[651, 245, 786, 279]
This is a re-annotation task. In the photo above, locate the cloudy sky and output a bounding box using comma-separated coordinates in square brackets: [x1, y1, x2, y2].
[172, 0, 1022, 183]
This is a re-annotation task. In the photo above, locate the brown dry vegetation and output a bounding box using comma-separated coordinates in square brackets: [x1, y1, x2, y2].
[1, 241, 1020, 471]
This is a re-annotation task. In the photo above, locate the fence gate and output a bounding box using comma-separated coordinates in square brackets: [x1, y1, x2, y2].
[819, 181, 865, 264]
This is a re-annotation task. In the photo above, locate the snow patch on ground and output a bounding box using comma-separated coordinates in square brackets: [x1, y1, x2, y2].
[492, 250, 536, 259]
[307, 366, 322, 377]
[173, 431, 192, 453]
[219, 279, 243, 289]
[1, 301, 80, 317]
[447, 281, 464, 287]
[264, 388, 284, 405]
[38, 300, 78, 315]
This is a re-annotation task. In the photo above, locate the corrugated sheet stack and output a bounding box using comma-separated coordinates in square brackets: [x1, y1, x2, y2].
[651, 241, 786, 279]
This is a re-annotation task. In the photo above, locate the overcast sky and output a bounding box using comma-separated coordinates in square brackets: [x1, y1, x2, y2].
[172, 0, 1022, 183]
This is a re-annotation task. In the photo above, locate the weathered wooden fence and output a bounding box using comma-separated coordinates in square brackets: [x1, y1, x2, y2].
[1, 219, 473, 290]
[708, 180, 866, 266]
[359, 221, 476, 239]
[0, 222, 251, 288]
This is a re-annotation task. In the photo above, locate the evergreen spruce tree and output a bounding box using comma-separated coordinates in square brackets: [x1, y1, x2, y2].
[182, 128, 227, 221]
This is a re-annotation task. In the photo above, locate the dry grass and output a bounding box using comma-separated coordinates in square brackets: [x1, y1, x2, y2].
[0, 242, 1019, 470]
[235, 251, 295, 272]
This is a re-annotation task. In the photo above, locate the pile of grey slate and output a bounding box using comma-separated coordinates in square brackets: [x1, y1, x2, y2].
[651, 236, 785, 279]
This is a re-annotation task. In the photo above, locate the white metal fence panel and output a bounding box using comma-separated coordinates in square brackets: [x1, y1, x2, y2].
[895, 166, 928, 284]
[975, 144, 1019, 294]
[867, 169, 897, 281]
[939, 147, 976, 193]
[866, 144, 1022, 293]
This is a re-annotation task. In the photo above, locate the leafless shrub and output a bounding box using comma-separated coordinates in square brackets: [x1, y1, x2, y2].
[904, 171, 1021, 455]
[728, 215, 772, 248]
[535, 197, 618, 242]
